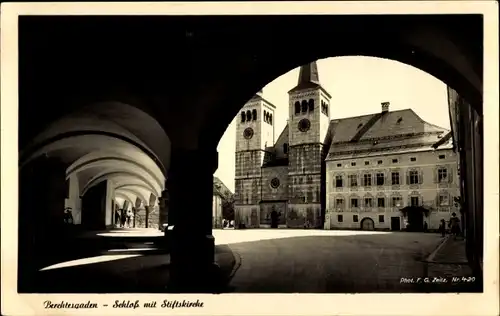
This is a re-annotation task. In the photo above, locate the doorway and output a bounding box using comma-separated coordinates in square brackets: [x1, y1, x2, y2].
[360, 218, 375, 231]
[391, 217, 401, 231]
[270, 210, 279, 228]
[407, 211, 424, 232]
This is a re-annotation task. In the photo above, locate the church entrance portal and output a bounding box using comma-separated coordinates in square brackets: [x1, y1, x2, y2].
[360, 218, 375, 231]
[270, 210, 279, 228]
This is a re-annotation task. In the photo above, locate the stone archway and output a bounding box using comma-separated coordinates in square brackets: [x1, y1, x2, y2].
[360, 217, 375, 231]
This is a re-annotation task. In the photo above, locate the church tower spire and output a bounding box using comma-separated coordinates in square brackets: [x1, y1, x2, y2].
[298, 61, 320, 86]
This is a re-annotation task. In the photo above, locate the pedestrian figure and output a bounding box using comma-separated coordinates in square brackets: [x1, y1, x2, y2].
[120, 209, 126, 228]
[423, 221, 428, 232]
[449, 212, 461, 240]
[63, 207, 73, 225]
[439, 219, 446, 237]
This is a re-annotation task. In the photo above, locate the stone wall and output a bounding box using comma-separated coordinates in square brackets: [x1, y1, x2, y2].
[261, 166, 288, 201]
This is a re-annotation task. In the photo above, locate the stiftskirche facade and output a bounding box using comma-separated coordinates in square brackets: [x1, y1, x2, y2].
[233, 61, 460, 231]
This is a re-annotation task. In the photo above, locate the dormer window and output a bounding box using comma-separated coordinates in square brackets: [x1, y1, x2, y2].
[357, 123, 363, 129]
[397, 117, 403, 124]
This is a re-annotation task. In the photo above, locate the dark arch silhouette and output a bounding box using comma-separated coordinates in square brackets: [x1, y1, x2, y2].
[241, 111, 246, 122]
[246, 110, 252, 122]
[252, 109, 257, 121]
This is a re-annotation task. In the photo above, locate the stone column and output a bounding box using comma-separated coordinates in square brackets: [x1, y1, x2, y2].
[166, 147, 221, 293]
[159, 189, 169, 229]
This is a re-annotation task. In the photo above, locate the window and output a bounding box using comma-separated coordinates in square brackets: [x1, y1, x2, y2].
[410, 157, 416, 162]
[353, 215, 359, 222]
[439, 154, 446, 159]
[336, 199, 344, 208]
[410, 196, 419, 206]
[364, 161, 370, 165]
[308, 99, 314, 112]
[378, 215, 385, 223]
[363, 174, 372, 186]
[392, 197, 402, 207]
[349, 175, 358, 187]
[337, 163, 342, 167]
[337, 215, 343, 222]
[241, 111, 246, 122]
[269, 114, 273, 125]
[439, 194, 449, 206]
[438, 167, 448, 182]
[294, 101, 301, 114]
[283, 143, 289, 154]
[351, 162, 356, 166]
[335, 176, 343, 187]
[246, 110, 252, 121]
[377, 197, 385, 208]
[376, 173, 385, 186]
[377, 160, 383, 165]
[364, 198, 373, 208]
[351, 198, 359, 208]
[409, 170, 419, 184]
[391, 172, 400, 185]
[301, 100, 308, 112]
[252, 109, 257, 121]
[392, 158, 398, 163]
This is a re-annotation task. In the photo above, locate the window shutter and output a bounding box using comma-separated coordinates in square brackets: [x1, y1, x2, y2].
[372, 173, 376, 186]
[406, 171, 410, 185]
[435, 194, 440, 207]
[399, 172, 403, 185]
[418, 170, 423, 184]
[448, 167, 453, 183]
[384, 172, 388, 185]
[433, 168, 438, 183]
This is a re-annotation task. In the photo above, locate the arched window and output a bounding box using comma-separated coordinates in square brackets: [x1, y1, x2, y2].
[252, 109, 257, 121]
[241, 111, 246, 122]
[269, 114, 273, 125]
[283, 143, 289, 154]
[263, 111, 268, 123]
[301, 100, 308, 112]
[308, 99, 314, 112]
[246, 110, 252, 122]
[294, 101, 301, 114]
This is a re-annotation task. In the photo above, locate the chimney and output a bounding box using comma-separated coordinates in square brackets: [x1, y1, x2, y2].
[381, 101, 390, 113]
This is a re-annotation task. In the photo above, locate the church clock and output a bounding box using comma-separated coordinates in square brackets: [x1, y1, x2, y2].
[270, 177, 280, 189]
[298, 118, 311, 132]
[243, 127, 254, 139]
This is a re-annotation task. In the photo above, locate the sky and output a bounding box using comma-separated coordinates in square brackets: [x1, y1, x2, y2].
[215, 56, 450, 193]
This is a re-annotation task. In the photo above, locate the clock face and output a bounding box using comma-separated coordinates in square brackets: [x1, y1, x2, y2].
[243, 127, 254, 139]
[298, 118, 311, 132]
[270, 177, 280, 189]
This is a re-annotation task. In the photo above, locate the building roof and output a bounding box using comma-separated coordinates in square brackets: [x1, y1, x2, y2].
[325, 109, 450, 160]
[213, 176, 233, 198]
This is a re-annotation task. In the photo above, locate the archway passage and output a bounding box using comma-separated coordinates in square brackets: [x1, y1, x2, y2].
[17, 101, 170, 292]
[361, 218, 375, 231]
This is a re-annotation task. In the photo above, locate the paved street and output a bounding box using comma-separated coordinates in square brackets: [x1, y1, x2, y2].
[30, 228, 479, 293]
[219, 229, 472, 293]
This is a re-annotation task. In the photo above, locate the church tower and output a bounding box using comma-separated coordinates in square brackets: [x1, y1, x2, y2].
[234, 89, 276, 228]
[287, 61, 332, 228]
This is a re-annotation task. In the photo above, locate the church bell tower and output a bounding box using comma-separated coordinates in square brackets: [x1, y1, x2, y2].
[287, 61, 331, 228]
[234, 89, 276, 228]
